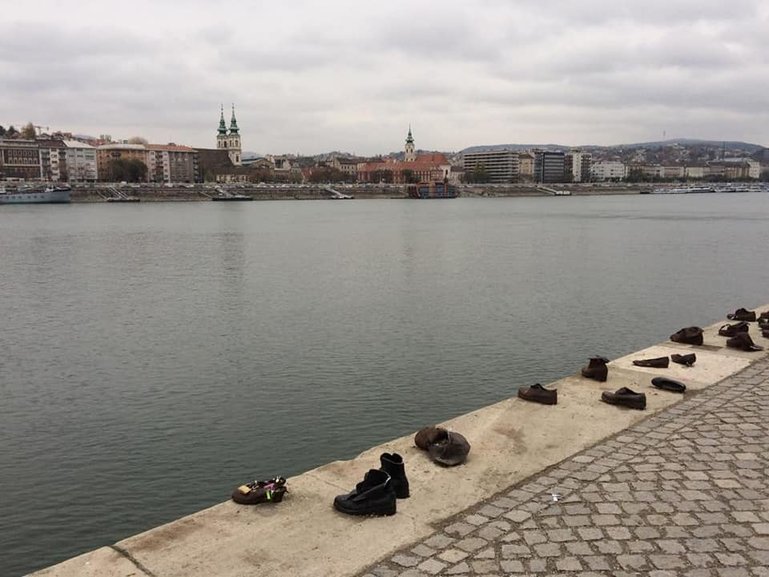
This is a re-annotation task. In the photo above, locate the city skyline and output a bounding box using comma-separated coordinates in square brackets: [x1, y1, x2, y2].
[3, 0, 769, 155]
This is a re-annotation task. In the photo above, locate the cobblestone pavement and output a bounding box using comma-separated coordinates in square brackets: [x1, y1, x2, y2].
[362, 356, 769, 577]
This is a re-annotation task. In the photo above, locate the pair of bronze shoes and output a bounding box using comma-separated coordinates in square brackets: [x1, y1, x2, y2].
[414, 426, 471, 466]
[231, 476, 287, 505]
[633, 353, 696, 368]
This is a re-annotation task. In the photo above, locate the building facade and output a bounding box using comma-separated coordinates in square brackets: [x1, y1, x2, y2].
[463, 148, 520, 183]
[591, 161, 627, 181]
[147, 144, 198, 183]
[0, 139, 41, 180]
[63, 140, 97, 182]
[534, 151, 566, 183]
[96, 143, 149, 181]
[566, 151, 592, 183]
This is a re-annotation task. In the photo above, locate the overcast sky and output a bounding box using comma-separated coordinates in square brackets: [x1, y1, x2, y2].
[2, 0, 769, 155]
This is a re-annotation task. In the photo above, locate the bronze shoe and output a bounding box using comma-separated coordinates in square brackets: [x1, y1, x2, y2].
[601, 387, 646, 410]
[518, 383, 558, 405]
[581, 356, 609, 382]
[632, 356, 669, 368]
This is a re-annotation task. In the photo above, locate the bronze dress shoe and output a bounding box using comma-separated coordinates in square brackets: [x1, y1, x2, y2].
[670, 327, 704, 345]
[718, 322, 750, 337]
[727, 308, 757, 322]
[601, 387, 646, 410]
[671, 353, 696, 367]
[632, 356, 669, 368]
[518, 383, 557, 405]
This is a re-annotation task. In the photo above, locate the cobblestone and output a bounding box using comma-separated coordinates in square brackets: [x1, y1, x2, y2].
[362, 356, 769, 576]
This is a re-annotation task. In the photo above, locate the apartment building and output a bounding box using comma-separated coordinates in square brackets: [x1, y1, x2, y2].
[565, 151, 592, 182]
[533, 151, 566, 183]
[146, 144, 198, 183]
[591, 161, 627, 181]
[96, 143, 148, 181]
[38, 139, 67, 181]
[0, 139, 41, 180]
[63, 140, 97, 182]
[463, 148, 520, 182]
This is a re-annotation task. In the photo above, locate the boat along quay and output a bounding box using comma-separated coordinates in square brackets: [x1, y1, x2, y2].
[31, 306, 769, 577]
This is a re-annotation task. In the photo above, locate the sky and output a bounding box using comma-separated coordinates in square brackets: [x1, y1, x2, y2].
[2, 0, 769, 155]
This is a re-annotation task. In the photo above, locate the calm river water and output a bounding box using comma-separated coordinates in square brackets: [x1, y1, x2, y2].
[2, 194, 769, 575]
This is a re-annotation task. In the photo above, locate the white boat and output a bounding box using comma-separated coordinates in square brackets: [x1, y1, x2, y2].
[0, 184, 71, 204]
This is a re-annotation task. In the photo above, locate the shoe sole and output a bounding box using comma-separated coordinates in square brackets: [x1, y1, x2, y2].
[601, 398, 646, 410]
[333, 501, 396, 516]
[517, 392, 557, 405]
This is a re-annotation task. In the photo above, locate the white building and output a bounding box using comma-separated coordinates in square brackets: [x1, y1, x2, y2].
[590, 161, 627, 181]
[63, 140, 97, 182]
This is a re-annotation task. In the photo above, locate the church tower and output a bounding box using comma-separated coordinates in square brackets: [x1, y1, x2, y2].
[215, 104, 242, 166]
[404, 125, 416, 162]
[216, 105, 228, 151]
[228, 104, 241, 166]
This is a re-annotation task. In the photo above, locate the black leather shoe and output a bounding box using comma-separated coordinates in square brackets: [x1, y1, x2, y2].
[633, 356, 669, 368]
[581, 356, 609, 382]
[727, 308, 756, 322]
[671, 353, 696, 367]
[601, 387, 646, 410]
[380, 453, 410, 499]
[651, 377, 687, 393]
[718, 322, 750, 337]
[670, 327, 703, 346]
[333, 469, 396, 516]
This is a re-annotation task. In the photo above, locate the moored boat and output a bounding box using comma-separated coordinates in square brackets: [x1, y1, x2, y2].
[0, 184, 71, 204]
[406, 181, 457, 199]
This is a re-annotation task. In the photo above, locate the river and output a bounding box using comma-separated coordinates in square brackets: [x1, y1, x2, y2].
[1, 194, 769, 575]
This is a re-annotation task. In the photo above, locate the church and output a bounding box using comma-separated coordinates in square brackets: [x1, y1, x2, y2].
[357, 127, 452, 184]
[216, 105, 242, 166]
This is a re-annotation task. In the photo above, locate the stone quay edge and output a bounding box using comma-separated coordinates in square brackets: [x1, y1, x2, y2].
[29, 304, 769, 577]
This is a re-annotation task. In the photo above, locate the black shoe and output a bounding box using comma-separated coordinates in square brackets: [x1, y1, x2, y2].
[581, 356, 609, 382]
[633, 356, 670, 368]
[670, 327, 704, 346]
[727, 308, 756, 322]
[601, 387, 646, 410]
[718, 322, 750, 337]
[726, 333, 764, 352]
[380, 453, 409, 499]
[651, 377, 686, 393]
[671, 353, 696, 367]
[333, 469, 396, 516]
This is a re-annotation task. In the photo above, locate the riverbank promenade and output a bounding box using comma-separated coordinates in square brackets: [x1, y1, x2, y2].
[32, 310, 769, 577]
[363, 351, 769, 576]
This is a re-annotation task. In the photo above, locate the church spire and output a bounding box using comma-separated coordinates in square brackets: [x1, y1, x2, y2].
[217, 104, 227, 135]
[404, 124, 416, 162]
[229, 104, 239, 134]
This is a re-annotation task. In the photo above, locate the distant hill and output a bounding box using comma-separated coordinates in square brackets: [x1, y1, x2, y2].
[461, 139, 766, 155]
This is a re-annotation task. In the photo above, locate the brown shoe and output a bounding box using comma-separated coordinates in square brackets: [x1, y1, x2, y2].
[727, 308, 757, 322]
[632, 356, 669, 368]
[518, 383, 557, 405]
[718, 322, 750, 337]
[671, 353, 696, 367]
[581, 356, 609, 382]
[414, 426, 448, 450]
[726, 333, 764, 352]
[670, 327, 704, 346]
[601, 387, 646, 410]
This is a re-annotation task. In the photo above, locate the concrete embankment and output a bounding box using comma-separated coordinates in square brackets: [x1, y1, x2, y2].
[69, 183, 646, 202]
[30, 306, 769, 577]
